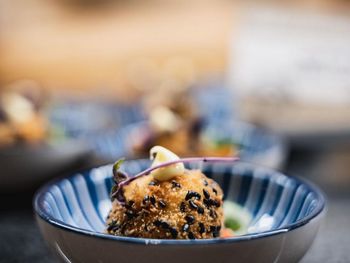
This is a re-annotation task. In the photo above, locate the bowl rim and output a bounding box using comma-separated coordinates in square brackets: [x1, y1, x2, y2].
[33, 160, 326, 245]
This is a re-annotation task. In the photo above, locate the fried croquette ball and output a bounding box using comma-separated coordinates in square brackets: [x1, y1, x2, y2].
[106, 146, 224, 239]
[106, 169, 223, 239]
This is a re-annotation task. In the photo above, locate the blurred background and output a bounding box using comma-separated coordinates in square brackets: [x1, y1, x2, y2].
[1, 0, 350, 262]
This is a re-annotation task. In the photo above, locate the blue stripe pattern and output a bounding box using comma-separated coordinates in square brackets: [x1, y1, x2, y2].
[36, 160, 324, 236]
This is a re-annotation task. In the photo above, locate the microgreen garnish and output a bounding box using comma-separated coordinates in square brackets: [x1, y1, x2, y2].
[110, 158, 129, 201]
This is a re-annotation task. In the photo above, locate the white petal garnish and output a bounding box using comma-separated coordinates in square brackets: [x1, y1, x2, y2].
[150, 146, 184, 181]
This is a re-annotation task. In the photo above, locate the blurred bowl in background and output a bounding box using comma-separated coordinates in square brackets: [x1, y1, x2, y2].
[92, 120, 287, 170]
[0, 140, 92, 191]
[48, 99, 144, 139]
[204, 121, 288, 169]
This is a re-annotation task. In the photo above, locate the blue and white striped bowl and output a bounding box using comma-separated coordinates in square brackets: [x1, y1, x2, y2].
[34, 160, 325, 263]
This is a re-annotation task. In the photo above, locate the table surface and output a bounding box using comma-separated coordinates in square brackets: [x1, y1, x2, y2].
[1, 153, 350, 263]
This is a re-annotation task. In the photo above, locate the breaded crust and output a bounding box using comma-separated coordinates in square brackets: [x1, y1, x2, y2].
[106, 169, 223, 239]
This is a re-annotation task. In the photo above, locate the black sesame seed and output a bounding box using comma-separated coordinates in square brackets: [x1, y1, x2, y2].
[210, 226, 221, 238]
[185, 191, 201, 201]
[107, 220, 119, 232]
[209, 209, 217, 219]
[188, 200, 198, 210]
[203, 180, 209, 186]
[185, 215, 195, 225]
[212, 231, 219, 238]
[171, 180, 181, 188]
[198, 223, 205, 234]
[125, 200, 135, 209]
[113, 225, 121, 231]
[125, 210, 136, 219]
[209, 225, 221, 232]
[182, 223, 190, 232]
[212, 199, 220, 207]
[197, 205, 204, 214]
[169, 227, 178, 238]
[142, 195, 150, 205]
[150, 196, 156, 205]
[154, 220, 162, 227]
[188, 232, 195, 239]
[204, 198, 220, 208]
[154, 220, 171, 229]
[212, 188, 218, 195]
[158, 200, 167, 208]
[149, 181, 157, 186]
[210, 199, 219, 207]
[203, 189, 210, 199]
[180, 202, 186, 212]
[160, 221, 170, 229]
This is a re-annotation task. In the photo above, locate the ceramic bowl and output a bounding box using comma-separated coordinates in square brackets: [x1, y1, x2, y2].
[93, 121, 287, 169]
[0, 140, 92, 191]
[34, 160, 325, 263]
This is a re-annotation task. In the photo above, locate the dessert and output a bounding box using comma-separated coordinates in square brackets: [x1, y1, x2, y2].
[106, 146, 238, 239]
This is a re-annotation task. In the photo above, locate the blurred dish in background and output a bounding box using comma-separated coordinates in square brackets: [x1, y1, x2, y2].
[128, 62, 238, 157]
[0, 140, 91, 191]
[48, 56, 197, 141]
[0, 80, 93, 191]
[133, 78, 218, 157]
[132, 83, 238, 158]
[49, 82, 286, 169]
[0, 80, 48, 146]
[93, 120, 286, 170]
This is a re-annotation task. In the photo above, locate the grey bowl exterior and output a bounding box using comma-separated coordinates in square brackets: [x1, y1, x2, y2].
[0, 140, 92, 191]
